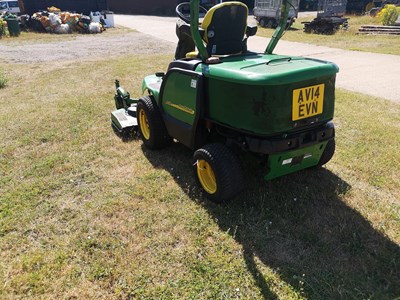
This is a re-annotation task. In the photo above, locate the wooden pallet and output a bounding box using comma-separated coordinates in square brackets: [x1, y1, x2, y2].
[358, 25, 400, 35]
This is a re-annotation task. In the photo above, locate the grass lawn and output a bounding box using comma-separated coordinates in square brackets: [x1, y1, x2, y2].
[257, 14, 400, 55]
[0, 42, 399, 298]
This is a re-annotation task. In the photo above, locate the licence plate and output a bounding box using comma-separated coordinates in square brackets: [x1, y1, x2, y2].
[292, 84, 324, 121]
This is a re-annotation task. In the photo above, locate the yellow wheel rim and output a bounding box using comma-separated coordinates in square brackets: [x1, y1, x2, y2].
[139, 109, 150, 140]
[197, 159, 217, 194]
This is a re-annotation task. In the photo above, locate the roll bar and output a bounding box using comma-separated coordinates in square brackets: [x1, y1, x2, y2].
[265, 0, 290, 54]
[188, 0, 291, 60]
[189, 0, 209, 60]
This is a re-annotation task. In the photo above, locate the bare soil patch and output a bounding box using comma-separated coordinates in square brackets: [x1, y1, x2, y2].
[0, 31, 175, 64]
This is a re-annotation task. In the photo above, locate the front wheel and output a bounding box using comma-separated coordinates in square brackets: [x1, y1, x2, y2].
[193, 143, 243, 203]
[259, 18, 267, 28]
[137, 95, 171, 150]
[266, 18, 276, 28]
[259, 18, 274, 28]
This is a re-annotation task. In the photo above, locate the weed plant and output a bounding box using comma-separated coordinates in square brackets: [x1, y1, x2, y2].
[0, 70, 8, 89]
[0, 18, 6, 37]
[378, 4, 400, 25]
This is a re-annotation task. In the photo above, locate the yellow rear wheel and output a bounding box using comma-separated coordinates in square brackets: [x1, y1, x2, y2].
[139, 109, 150, 140]
[193, 143, 243, 203]
[197, 159, 217, 194]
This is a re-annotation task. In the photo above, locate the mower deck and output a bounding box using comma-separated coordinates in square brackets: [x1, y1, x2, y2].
[111, 106, 138, 134]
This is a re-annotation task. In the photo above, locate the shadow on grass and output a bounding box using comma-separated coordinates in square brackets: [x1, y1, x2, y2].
[111, 125, 139, 142]
[142, 142, 400, 299]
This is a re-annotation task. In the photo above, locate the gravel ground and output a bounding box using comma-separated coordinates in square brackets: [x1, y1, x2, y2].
[0, 31, 176, 64]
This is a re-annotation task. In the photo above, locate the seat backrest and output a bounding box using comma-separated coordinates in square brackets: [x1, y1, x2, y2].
[201, 1, 248, 56]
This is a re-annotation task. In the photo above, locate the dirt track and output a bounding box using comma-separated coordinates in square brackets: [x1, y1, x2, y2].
[0, 31, 175, 64]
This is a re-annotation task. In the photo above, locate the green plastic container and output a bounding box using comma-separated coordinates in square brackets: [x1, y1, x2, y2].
[6, 18, 20, 37]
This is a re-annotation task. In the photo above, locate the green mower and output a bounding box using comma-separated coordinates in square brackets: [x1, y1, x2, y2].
[111, 0, 338, 202]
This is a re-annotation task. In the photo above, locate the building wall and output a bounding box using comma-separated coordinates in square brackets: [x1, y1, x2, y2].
[22, 0, 108, 14]
[108, 0, 176, 15]
[108, 0, 254, 15]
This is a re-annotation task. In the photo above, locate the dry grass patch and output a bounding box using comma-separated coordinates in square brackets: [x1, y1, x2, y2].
[258, 14, 400, 55]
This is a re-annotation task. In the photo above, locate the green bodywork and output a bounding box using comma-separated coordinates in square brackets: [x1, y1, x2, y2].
[161, 72, 198, 125]
[197, 54, 337, 135]
[265, 141, 327, 180]
[143, 53, 338, 136]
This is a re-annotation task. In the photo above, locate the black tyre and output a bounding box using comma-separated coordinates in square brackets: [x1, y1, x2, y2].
[260, 18, 274, 28]
[137, 95, 171, 150]
[317, 139, 335, 167]
[266, 18, 275, 28]
[193, 143, 243, 203]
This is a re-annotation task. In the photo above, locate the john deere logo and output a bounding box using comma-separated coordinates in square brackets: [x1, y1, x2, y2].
[166, 101, 195, 115]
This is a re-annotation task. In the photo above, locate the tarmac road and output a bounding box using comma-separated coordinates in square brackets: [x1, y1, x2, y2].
[115, 14, 400, 104]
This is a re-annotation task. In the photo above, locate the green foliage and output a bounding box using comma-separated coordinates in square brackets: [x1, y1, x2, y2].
[0, 70, 8, 89]
[378, 4, 400, 26]
[0, 18, 5, 37]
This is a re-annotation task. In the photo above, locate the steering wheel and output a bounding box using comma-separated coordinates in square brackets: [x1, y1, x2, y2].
[176, 2, 208, 24]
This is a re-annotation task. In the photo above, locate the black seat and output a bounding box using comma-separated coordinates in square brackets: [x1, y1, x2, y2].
[174, 1, 255, 60]
[201, 2, 249, 56]
[175, 19, 196, 60]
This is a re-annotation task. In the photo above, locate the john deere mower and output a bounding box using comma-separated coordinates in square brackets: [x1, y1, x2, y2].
[111, 0, 338, 202]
